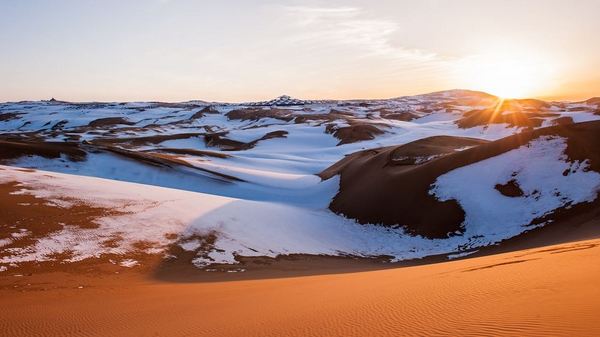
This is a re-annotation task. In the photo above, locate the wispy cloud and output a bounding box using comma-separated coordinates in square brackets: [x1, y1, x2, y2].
[281, 6, 438, 62]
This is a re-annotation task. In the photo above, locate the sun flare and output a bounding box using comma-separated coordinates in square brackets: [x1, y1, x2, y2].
[458, 49, 557, 99]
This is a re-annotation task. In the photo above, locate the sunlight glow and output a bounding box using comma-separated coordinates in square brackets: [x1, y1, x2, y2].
[458, 49, 558, 98]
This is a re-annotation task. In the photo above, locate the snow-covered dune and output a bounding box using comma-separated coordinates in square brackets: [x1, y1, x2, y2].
[2, 91, 600, 271]
[326, 121, 600, 239]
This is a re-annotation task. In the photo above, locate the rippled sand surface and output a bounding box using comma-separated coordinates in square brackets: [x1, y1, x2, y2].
[2, 239, 600, 337]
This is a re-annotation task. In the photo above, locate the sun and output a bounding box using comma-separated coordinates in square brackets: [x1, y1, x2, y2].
[457, 49, 556, 99]
[467, 59, 537, 98]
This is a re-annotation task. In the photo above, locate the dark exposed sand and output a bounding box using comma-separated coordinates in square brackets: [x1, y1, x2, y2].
[87, 117, 136, 127]
[324, 121, 600, 238]
[327, 123, 386, 145]
[321, 135, 490, 238]
[0, 139, 86, 161]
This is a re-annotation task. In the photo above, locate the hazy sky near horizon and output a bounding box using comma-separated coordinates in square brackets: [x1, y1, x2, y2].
[1, 0, 599, 102]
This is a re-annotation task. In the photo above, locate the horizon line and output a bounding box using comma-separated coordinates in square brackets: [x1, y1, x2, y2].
[2, 89, 598, 105]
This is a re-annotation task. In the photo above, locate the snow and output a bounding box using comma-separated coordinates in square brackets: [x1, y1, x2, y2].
[11, 152, 340, 208]
[2, 144, 599, 268]
[2, 94, 600, 268]
[158, 137, 209, 149]
[431, 136, 600, 244]
[447, 250, 478, 259]
[119, 259, 139, 268]
[3, 96, 600, 194]
[179, 239, 202, 252]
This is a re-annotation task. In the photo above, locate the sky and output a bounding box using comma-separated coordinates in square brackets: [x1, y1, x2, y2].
[1, 0, 599, 102]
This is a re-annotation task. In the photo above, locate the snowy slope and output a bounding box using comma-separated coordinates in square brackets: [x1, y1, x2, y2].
[1, 91, 600, 271]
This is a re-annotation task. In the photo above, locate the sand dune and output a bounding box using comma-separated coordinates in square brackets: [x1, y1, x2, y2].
[3, 92, 600, 336]
[2, 122, 600, 268]
[324, 121, 600, 238]
[0, 139, 86, 161]
[2, 238, 600, 337]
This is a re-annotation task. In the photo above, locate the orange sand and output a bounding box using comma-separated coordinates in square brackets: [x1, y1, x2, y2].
[2, 239, 600, 336]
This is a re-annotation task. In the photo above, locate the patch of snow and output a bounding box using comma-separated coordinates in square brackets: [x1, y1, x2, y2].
[431, 136, 600, 244]
[447, 250, 478, 259]
[11, 230, 29, 239]
[179, 239, 202, 252]
[119, 259, 139, 268]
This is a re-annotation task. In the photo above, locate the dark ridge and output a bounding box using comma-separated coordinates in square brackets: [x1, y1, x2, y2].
[226, 108, 294, 122]
[551, 116, 574, 126]
[204, 130, 288, 151]
[87, 117, 136, 128]
[0, 139, 86, 162]
[97, 146, 244, 182]
[91, 133, 204, 146]
[320, 136, 489, 238]
[0, 112, 23, 122]
[326, 123, 385, 145]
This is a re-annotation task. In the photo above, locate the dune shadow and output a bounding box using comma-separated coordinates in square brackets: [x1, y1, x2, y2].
[151, 248, 463, 283]
[152, 251, 407, 283]
[148, 193, 600, 283]
[149, 199, 464, 283]
[462, 258, 538, 272]
[548, 243, 598, 254]
[513, 243, 598, 258]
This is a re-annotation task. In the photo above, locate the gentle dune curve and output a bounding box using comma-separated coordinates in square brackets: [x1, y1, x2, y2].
[1, 238, 600, 337]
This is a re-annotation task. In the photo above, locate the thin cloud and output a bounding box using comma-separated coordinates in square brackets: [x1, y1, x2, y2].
[282, 6, 438, 62]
